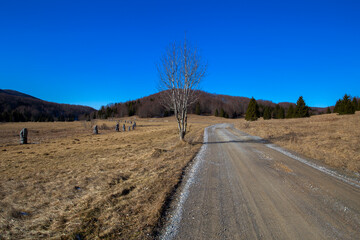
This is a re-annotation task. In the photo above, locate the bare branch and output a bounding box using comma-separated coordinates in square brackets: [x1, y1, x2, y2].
[157, 38, 206, 140]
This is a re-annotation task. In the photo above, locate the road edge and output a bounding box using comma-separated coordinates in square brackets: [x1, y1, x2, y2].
[156, 125, 211, 240]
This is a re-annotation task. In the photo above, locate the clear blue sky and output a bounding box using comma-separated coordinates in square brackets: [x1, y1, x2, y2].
[1, 0, 359, 109]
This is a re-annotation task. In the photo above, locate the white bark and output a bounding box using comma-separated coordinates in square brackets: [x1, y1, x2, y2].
[158, 39, 206, 140]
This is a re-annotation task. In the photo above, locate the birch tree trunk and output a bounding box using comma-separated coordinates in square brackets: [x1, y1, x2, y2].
[158, 38, 206, 140]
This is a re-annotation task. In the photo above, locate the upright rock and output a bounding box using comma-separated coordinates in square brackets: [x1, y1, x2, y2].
[20, 128, 28, 144]
[93, 125, 98, 134]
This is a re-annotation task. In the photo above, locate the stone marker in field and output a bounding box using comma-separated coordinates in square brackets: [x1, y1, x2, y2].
[123, 124, 126, 131]
[93, 125, 98, 134]
[115, 123, 119, 132]
[20, 128, 28, 144]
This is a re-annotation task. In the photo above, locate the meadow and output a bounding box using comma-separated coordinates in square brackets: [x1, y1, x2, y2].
[236, 112, 360, 173]
[0, 118, 207, 239]
[0, 113, 359, 239]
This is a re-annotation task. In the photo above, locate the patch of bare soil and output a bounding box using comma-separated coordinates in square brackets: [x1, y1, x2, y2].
[0, 117, 207, 239]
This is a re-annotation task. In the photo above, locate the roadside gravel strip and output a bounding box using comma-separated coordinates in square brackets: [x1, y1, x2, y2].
[160, 125, 210, 240]
[161, 123, 360, 240]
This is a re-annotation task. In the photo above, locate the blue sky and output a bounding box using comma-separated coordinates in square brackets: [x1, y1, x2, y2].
[1, 0, 359, 109]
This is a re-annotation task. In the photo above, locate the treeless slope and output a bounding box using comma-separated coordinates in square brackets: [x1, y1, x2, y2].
[236, 112, 360, 173]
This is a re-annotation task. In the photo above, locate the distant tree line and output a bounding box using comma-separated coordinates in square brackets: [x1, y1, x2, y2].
[95, 91, 333, 120]
[3, 89, 357, 122]
[244, 94, 358, 121]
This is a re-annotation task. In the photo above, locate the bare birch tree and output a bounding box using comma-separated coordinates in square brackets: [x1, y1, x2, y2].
[158, 39, 207, 140]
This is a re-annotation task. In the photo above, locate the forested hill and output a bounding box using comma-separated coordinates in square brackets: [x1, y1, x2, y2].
[0, 89, 95, 122]
[97, 90, 328, 119]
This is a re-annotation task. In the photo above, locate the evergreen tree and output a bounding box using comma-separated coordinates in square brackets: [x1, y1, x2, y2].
[334, 99, 341, 113]
[263, 106, 272, 120]
[294, 96, 309, 118]
[272, 105, 285, 119]
[195, 102, 201, 115]
[273, 105, 280, 119]
[334, 94, 355, 115]
[352, 97, 358, 111]
[276, 106, 285, 119]
[341, 94, 355, 114]
[286, 105, 295, 118]
[215, 109, 219, 117]
[326, 107, 331, 114]
[220, 108, 225, 118]
[245, 97, 259, 121]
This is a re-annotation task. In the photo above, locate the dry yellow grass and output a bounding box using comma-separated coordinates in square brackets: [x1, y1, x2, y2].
[1, 113, 359, 239]
[236, 112, 360, 173]
[0, 117, 209, 239]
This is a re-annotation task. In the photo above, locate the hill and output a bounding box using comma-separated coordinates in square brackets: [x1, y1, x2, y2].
[97, 90, 328, 119]
[0, 89, 95, 122]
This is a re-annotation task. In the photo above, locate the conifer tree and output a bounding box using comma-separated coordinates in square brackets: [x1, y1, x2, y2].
[215, 109, 219, 117]
[277, 106, 285, 119]
[326, 107, 331, 114]
[334, 94, 355, 115]
[220, 108, 225, 118]
[286, 105, 295, 118]
[245, 97, 259, 121]
[195, 102, 201, 115]
[294, 96, 309, 118]
[334, 99, 341, 113]
[273, 105, 280, 119]
[263, 106, 272, 120]
[341, 94, 355, 114]
[352, 97, 358, 112]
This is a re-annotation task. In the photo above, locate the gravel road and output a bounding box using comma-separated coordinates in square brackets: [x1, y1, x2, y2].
[161, 124, 360, 240]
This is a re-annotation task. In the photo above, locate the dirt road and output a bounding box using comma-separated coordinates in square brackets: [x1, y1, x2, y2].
[161, 124, 360, 240]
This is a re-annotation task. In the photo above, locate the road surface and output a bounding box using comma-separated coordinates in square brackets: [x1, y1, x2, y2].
[161, 124, 360, 240]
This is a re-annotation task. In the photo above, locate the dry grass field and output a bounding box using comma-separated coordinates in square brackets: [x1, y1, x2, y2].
[236, 112, 360, 173]
[1, 113, 359, 239]
[0, 117, 209, 239]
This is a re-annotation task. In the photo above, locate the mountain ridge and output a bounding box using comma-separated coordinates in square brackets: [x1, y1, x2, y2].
[0, 89, 329, 121]
[0, 89, 95, 122]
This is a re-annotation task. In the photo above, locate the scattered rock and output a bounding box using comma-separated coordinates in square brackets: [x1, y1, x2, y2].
[20, 128, 28, 144]
[93, 125, 98, 134]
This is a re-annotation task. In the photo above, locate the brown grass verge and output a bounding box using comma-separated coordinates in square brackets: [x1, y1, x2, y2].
[235, 112, 360, 173]
[0, 117, 208, 239]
